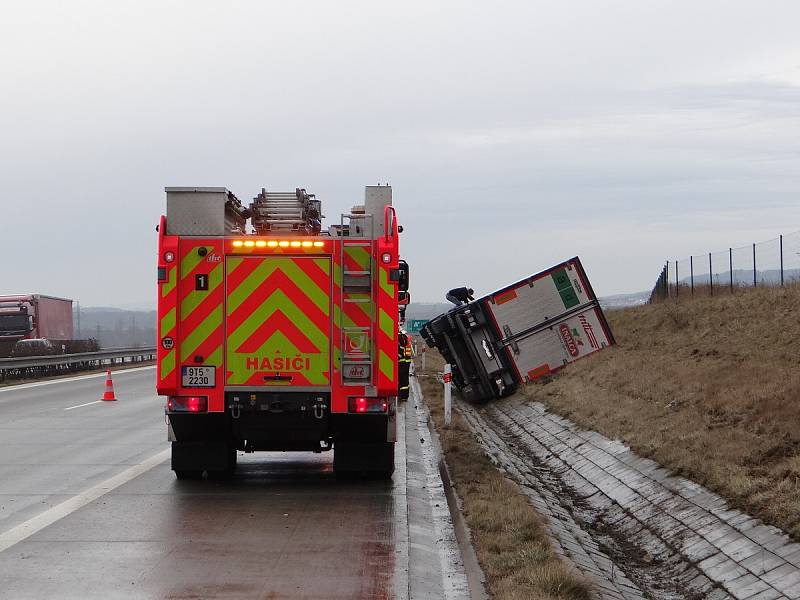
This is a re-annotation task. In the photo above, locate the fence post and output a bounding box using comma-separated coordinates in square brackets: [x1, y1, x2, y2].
[443, 363, 452, 426]
[421, 347, 426, 371]
[675, 260, 679, 297]
[753, 243, 757, 287]
[709, 253, 713, 296]
[729, 247, 733, 292]
[665, 261, 670, 298]
[780, 235, 784, 286]
[690, 256, 694, 296]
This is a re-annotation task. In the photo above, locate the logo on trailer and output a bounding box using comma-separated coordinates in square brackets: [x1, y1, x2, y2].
[578, 315, 599, 349]
[206, 253, 222, 263]
[161, 337, 174, 350]
[558, 324, 579, 357]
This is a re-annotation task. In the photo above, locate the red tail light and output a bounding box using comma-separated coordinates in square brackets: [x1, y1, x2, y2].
[167, 396, 208, 413]
[348, 397, 388, 413]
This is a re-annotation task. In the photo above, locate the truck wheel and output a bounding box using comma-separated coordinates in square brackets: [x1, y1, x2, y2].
[174, 470, 203, 480]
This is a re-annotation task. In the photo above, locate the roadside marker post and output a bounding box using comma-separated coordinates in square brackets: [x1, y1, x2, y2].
[443, 363, 452, 426]
[421, 347, 427, 371]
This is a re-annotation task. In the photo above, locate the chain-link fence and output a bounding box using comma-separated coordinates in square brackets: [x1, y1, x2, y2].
[649, 231, 800, 303]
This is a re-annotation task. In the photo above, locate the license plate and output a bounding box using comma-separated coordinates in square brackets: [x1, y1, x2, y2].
[182, 366, 215, 388]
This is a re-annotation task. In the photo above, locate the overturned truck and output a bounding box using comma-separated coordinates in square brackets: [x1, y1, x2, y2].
[420, 257, 615, 403]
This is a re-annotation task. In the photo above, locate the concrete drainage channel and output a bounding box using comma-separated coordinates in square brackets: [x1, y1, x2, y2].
[398, 382, 475, 599]
[457, 395, 800, 600]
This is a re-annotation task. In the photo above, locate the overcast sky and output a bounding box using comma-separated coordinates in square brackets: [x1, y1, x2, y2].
[2, 1, 799, 307]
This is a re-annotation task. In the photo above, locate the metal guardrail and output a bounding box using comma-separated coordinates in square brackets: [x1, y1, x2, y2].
[0, 346, 157, 372]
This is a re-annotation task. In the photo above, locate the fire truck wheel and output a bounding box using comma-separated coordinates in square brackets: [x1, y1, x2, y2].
[174, 470, 203, 480]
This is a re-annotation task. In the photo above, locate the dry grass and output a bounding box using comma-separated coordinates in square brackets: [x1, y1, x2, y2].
[531, 284, 800, 538]
[417, 350, 591, 600]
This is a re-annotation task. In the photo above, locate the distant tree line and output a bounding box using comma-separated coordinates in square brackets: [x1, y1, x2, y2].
[74, 307, 156, 349]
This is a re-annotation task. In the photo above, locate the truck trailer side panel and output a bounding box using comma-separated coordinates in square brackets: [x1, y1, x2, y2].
[484, 259, 592, 338]
[33, 296, 74, 340]
[501, 305, 614, 382]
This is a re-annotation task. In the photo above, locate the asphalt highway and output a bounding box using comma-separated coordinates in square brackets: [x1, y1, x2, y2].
[0, 368, 469, 600]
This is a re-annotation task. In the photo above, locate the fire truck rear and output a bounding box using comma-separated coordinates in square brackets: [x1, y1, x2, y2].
[156, 186, 407, 479]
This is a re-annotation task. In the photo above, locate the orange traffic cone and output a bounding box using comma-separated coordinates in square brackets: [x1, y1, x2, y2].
[102, 369, 117, 401]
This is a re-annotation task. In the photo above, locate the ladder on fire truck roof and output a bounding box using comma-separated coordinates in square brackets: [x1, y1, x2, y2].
[249, 188, 322, 234]
[339, 211, 376, 388]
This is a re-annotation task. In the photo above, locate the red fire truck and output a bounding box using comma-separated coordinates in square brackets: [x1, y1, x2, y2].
[157, 186, 408, 479]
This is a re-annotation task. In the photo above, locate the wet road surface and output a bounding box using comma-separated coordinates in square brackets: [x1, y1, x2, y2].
[0, 368, 469, 599]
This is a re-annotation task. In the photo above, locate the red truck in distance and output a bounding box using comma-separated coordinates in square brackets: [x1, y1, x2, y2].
[0, 295, 97, 357]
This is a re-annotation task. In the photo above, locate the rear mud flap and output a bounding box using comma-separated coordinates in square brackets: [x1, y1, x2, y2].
[171, 441, 229, 472]
[334, 441, 394, 476]
[387, 399, 397, 443]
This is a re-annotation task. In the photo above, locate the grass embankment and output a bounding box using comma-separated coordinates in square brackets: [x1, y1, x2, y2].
[533, 284, 800, 538]
[418, 351, 591, 600]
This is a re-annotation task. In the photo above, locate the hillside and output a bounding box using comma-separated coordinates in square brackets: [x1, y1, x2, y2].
[529, 284, 800, 538]
[75, 307, 156, 348]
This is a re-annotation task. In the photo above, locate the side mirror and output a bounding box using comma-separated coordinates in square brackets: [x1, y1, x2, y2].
[398, 260, 409, 292]
[27, 316, 34, 332]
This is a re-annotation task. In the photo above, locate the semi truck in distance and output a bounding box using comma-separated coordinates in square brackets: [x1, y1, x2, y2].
[421, 257, 615, 403]
[0, 294, 97, 357]
[157, 186, 408, 479]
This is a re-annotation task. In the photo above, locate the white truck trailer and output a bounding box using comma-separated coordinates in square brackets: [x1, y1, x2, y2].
[420, 257, 615, 402]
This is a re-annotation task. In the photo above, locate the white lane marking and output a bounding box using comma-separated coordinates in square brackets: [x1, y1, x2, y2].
[64, 400, 103, 411]
[0, 365, 155, 394]
[0, 448, 170, 554]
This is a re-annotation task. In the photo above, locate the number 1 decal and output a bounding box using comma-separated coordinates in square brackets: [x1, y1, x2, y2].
[195, 274, 209, 291]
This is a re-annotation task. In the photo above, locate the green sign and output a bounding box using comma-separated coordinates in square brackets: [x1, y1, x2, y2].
[407, 319, 428, 333]
[551, 269, 579, 309]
